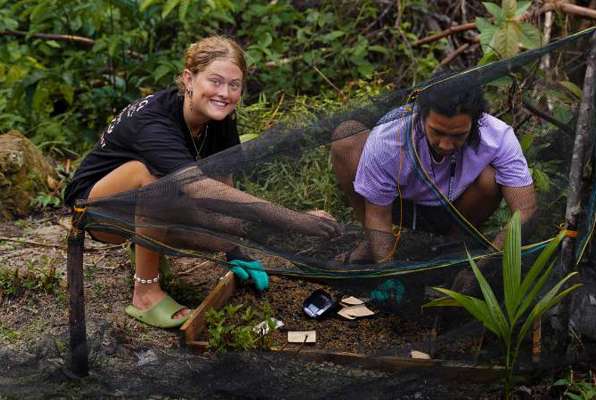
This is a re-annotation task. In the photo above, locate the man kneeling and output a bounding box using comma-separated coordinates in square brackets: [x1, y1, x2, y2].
[331, 77, 537, 271]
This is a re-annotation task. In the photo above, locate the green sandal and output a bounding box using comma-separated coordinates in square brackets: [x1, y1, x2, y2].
[125, 295, 189, 328]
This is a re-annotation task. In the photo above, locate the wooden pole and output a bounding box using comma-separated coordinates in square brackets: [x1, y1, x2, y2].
[67, 203, 88, 376]
[554, 31, 596, 346]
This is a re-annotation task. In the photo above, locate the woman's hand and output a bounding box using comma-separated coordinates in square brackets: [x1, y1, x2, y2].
[297, 209, 342, 238]
[305, 209, 336, 222]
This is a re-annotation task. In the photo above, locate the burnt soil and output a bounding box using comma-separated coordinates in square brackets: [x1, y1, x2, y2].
[0, 209, 578, 399]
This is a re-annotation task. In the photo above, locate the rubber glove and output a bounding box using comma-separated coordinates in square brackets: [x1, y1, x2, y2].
[229, 259, 269, 291]
[369, 278, 405, 304]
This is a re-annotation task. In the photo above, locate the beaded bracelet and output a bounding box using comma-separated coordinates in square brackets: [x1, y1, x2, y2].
[133, 274, 160, 284]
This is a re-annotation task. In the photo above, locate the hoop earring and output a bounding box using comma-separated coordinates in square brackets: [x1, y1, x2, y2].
[186, 88, 193, 112]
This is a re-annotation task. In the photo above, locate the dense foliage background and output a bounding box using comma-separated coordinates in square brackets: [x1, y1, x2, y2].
[0, 0, 592, 213]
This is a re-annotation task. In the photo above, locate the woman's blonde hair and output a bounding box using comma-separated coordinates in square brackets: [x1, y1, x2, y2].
[175, 36, 247, 94]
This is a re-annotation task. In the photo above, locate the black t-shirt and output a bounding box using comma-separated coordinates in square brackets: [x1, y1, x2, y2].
[64, 88, 240, 207]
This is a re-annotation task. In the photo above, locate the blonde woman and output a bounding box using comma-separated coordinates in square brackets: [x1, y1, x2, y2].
[65, 36, 340, 328]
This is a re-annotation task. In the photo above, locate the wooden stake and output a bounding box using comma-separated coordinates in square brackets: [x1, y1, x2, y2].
[67, 205, 88, 377]
[532, 318, 541, 363]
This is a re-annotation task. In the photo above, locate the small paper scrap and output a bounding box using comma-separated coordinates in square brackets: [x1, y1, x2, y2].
[340, 296, 365, 306]
[337, 304, 376, 319]
[253, 318, 284, 336]
[288, 330, 316, 343]
[410, 350, 431, 360]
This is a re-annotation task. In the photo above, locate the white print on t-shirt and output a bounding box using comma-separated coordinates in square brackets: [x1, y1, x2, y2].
[99, 94, 155, 148]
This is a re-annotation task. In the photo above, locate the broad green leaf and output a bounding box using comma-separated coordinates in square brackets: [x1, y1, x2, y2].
[483, 2, 504, 21]
[518, 230, 565, 303]
[468, 250, 510, 341]
[516, 276, 582, 349]
[357, 62, 374, 79]
[503, 211, 521, 321]
[493, 22, 521, 58]
[178, 0, 190, 20]
[368, 45, 389, 55]
[424, 287, 501, 336]
[532, 168, 551, 193]
[140, 0, 159, 12]
[476, 17, 498, 53]
[239, 133, 259, 142]
[519, 133, 534, 153]
[162, 0, 180, 18]
[520, 22, 542, 49]
[422, 296, 461, 307]
[559, 80, 583, 99]
[513, 261, 554, 323]
[152, 64, 171, 82]
[486, 76, 513, 88]
[515, 1, 532, 17]
[59, 84, 74, 105]
[46, 40, 60, 49]
[322, 30, 345, 43]
[259, 32, 273, 48]
[32, 83, 50, 114]
[502, 0, 517, 19]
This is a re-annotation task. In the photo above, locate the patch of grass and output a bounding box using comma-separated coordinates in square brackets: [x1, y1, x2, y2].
[0, 257, 63, 301]
[0, 323, 19, 343]
[553, 369, 596, 400]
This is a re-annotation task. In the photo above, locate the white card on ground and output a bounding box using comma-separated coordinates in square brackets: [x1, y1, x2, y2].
[288, 330, 316, 343]
[340, 296, 365, 306]
[253, 318, 284, 336]
[410, 350, 431, 359]
[337, 307, 357, 320]
[341, 304, 376, 318]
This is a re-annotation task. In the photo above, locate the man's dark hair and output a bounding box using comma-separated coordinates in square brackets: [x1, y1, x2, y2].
[416, 70, 486, 147]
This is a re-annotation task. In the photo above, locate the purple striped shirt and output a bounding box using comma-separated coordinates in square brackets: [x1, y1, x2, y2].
[354, 106, 533, 206]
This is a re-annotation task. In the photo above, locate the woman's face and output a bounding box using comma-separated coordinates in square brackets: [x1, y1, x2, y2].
[184, 58, 243, 122]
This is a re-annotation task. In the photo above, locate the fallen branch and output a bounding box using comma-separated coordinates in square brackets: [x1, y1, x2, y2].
[414, 22, 476, 47]
[178, 260, 212, 276]
[541, 1, 596, 20]
[0, 235, 122, 252]
[440, 42, 477, 66]
[1, 30, 144, 60]
[522, 99, 574, 135]
[0, 30, 95, 46]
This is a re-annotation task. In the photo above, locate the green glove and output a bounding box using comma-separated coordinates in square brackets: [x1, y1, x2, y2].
[229, 259, 269, 291]
[369, 278, 405, 304]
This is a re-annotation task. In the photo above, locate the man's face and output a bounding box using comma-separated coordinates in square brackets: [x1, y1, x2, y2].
[423, 111, 472, 158]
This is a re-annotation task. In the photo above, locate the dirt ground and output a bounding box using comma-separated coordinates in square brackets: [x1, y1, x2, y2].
[0, 209, 574, 399]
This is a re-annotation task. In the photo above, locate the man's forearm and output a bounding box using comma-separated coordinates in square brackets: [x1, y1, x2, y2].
[363, 200, 395, 262]
[493, 184, 538, 249]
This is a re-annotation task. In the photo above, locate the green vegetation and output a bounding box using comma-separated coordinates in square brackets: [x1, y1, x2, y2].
[0, 258, 62, 300]
[205, 302, 276, 352]
[0, 0, 436, 159]
[424, 211, 582, 399]
[554, 369, 596, 400]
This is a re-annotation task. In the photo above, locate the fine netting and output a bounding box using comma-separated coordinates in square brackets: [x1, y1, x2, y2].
[76, 28, 595, 297]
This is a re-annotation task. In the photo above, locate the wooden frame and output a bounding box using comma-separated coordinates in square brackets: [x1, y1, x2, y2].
[180, 271, 516, 383]
[180, 270, 237, 351]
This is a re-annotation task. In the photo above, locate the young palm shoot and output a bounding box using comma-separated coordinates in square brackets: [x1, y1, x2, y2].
[423, 211, 582, 399]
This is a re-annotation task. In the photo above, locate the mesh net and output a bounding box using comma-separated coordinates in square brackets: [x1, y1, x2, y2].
[76, 28, 595, 301]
